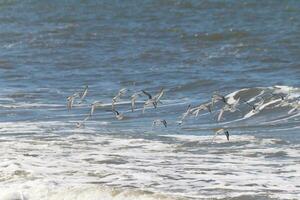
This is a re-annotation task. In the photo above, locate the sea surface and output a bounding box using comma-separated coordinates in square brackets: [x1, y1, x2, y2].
[0, 1, 300, 200]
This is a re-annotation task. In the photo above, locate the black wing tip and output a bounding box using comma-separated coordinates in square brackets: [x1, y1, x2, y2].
[225, 131, 230, 141]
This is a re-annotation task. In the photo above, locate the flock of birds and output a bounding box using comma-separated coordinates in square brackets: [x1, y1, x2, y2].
[67, 86, 299, 141]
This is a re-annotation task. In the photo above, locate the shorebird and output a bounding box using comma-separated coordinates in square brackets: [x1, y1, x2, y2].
[217, 98, 240, 121]
[142, 88, 164, 113]
[153, 88, 164, 105]
[90, 101, 104, 116]
[76, 115, 90, 128]
[131, 91, 143, 112]
[190, 102, 212, 117]
[212, 128, 230, 141]
[67, 92, 79, 110]
[153, 119, 167, 127]
[79, 85, 88, 104]
[250, 98, 265, 113]
[112, 88, 128, 110]
[178, 104, 192, 125]
[270, 93, 292, 108]
[211, 92, 227, 108]
[113, 109, 124, 120]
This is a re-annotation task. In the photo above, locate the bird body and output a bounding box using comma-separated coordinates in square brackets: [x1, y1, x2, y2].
[213, 128, 230, 141]
[217, 98, 240, 121]
[79, 85, 88, 103]
[90, 101, 103, 116]
[211, 93, 227, 108]
[178, 104, 192, 125]
[67, 92, 80, 110]
[113, 109, 124, 120]
[112, 88, 128, 110]
[76, 115, 90, 128]
[131, 92, 143, 112]
[190, 102, 212, 117]
[142, 88, 164, 113]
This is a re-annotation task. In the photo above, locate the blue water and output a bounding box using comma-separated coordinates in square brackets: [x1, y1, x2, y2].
[0, 1, 300, 200]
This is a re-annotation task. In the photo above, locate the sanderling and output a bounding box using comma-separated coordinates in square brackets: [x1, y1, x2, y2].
[113, 109, 124, 120]
[142, 88, 164, 113]
[79, 85, 88, 103]
[131, 91, 143, 112]
[178, 104, 192, 125]
[190, 102, 212, 117]
[76, 115, 90, 128]
[211, 92, 227, 108]
[67, 92, 79, 110]
[112, 88, 128, 110]
[212, 128, 230, 141]
[90, 101, 104, 116]
[217, 98, 240, 121]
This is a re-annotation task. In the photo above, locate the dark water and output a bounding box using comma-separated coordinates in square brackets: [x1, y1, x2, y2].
[0, 1, 300, 200]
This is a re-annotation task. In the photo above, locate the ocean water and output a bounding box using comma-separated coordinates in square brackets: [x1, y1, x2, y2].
[0, 1, 300, 199]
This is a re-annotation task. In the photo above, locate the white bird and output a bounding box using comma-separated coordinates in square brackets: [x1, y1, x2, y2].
[153, 88, 164, 104]
[252, 98, 265, 113]
[79, 85, 88, 103]
[178, 104, 192, 125]
[190, 102, 212, 117]
[90, 101, 104, 116]
[217, 98, 240, 121]
[113, 109, 124, 120]
[112, 88, 128, 110]
[211, 92, 227, 108]
[131, 91, 143, 112]
[76, 115, 90, 128]
[142, 88, 164, 113]
[67, 92, 79, 110]
[212, 128, 230, 141]
[153, 119, 167, 127]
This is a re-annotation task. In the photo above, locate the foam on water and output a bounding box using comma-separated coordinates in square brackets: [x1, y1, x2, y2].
[0, 130, 300, 199]
[1, 86, 300, 199]
[1, 0, 300, 198]
[0, 184, 181, 200]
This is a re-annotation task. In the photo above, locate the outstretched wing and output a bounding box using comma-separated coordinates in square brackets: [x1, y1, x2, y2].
[154, 88, 164, 101]
[162, 120, 167, 127]
[80, 85, 88, 101]
[142, 90, 152, 99]
[217, 109, 224, 122]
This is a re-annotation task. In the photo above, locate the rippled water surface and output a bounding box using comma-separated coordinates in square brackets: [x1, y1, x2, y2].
[0, 1, 300, 200]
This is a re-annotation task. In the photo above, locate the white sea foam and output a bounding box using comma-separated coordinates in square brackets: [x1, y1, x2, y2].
[0, 184, 181, 200]
[0, 129, 299, 199]
[1, 86, 300, 199]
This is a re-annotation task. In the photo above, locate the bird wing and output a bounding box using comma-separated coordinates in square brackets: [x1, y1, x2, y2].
[118, 88, 127, 96]
[217, 109, 224, 121]
[152, 101, 157, 108]
[225, 131, 230, 141]
[142, 90, 152, 99]
[207, 104, 212, 113]
[80, 86, 88, 100]
[131, 98, 136, 112]
[154, 88, 164, 101]
[67, 97, 74, 110]
[90, 105, 95, 116]
[162, 120, 167, 127]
